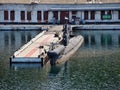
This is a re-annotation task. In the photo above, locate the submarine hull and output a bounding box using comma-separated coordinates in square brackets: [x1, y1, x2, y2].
[47, 45, 65, 65]
[55, 35, 83, 64]
[48, 35, 83, 65]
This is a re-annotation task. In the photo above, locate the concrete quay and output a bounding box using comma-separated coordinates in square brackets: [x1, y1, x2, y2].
[0, 25, 48, 30]
[72, 24, 120, 30]
[0, 24, 120, 31]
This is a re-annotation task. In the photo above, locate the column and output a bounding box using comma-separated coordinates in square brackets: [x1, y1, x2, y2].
[112, 11, 118, 21]
[8, 10, 10, 22]
[88, 11, 90, 20]
[95, 11, 101, 21]
[81, 11, 84, 20]
[0, 11, 4, 22]
[58, 11, 60, 23]
[77, 11, 81, 18]
[69, 11, 72, 23]
[41, 10, 44, 22]
[48, 11, 53, 23]
[15, 10, 20, 22]
[25, 11, 27, 22]
[32, 10, 37, 22]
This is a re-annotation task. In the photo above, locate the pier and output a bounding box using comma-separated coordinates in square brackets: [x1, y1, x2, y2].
[10, 26, 63, 64]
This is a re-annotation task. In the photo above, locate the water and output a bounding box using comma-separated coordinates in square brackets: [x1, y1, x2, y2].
[0, 30, 120, 90]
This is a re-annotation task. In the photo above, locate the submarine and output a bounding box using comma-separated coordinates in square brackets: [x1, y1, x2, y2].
[47, 23, 84, 65]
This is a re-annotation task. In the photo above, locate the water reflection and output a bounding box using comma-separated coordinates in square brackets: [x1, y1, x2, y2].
[118, 35, 120, 45]
[0, 31, 40, 51]
[101, 34, 112, 46]
[21, 32, 26, 44]
[27, 33, 32, 42]
[4, 33, 9, 46]
[11, 32, 15, 46]
[73, 30, 120, 47]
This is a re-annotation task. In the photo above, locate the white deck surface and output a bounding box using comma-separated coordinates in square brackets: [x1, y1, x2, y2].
[14, 32, 60, 58]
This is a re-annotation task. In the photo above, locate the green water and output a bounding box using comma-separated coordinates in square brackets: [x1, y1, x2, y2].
[0, 30, 120, 90]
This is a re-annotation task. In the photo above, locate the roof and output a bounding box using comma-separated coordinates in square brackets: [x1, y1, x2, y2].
[0, 3, 119, 11]
[0, 0, 120, 4]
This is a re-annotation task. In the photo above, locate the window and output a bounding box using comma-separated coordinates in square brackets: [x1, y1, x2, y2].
[44, 11, 48, 21]
[101, 10, 112, 20]
[10, 11, 15, 21]
[72, 11, 77, 19]
[118, 10, 120, 19]
[72, 11, 77, 14]
[101, 11, 105, 20]
[21, 11, 25, 20]
[90, 11, 95, 20]
[53, 11, 58, 20]
[37, 11, 41, 21]
[84, 11, 88, 20]
[107, 10, 111, 15]
[4, 11, 9, 20]
[27, 11, 31, 21]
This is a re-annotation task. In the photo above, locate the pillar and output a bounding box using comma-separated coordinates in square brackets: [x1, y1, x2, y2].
[0, 11, 4, 22]
[58, 11, 60, 23]
[69, 11, 72, 23]
[76, 11, 81, 18]
[112, 10, 118, 21]
[81, 11, 84, 20]
[32, 10, 37, 22]
[88, 11, 90, 20]
[8, 10, 10, 22]
[15, 10, 20, 22]
[48, 11, 53, 23]
[41, 10, 44, 22]
[95, 11, 101, 21]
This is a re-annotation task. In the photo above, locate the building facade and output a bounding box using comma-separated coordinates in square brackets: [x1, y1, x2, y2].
[0, 3, 120, 24]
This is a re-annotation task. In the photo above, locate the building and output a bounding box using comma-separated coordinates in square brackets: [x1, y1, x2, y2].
[0, 3, 120, 24]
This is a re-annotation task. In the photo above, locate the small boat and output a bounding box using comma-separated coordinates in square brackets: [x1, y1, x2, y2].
[47, 24, 84, 65]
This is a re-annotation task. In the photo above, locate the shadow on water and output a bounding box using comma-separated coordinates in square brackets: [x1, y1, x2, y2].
[10, 63, 42, 70]
[49, 65, 62, 76]
[49, 61, 68, 76]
